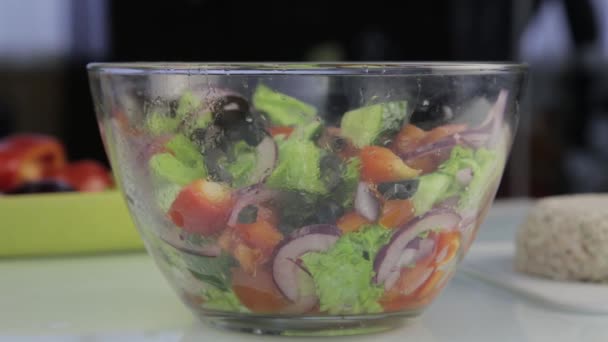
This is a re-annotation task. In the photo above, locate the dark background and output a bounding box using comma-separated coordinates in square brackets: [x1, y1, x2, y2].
[1, 0, 606, 198]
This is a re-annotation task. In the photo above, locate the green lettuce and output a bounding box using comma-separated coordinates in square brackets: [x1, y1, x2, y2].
[267, 137, 327, 194]
[202, 287, 249, 313]
[458, 148, 498, 211]
[340, 101, 408, 148]
[301, 225, 391, 315]
[253, 84, 317, 126]
[218, 141, 257, 188]
[334, 157, 361, 208]
[411, 145, 500, 216]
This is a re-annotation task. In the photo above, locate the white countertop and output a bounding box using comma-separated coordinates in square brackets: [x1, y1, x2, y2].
[2, 198, 607, 342]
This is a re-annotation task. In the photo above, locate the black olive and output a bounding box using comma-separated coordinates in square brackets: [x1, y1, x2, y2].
[315, 200, 344, 224]
[377, 179, 420, 200]
[410, 97, 451, 130]
[331, 136, 347, 152]
[362, 251, 370, 260]
[225, 120, 266, 146]
[6, 180, 75, 194]
[211, 95, 250, 127]
[168, 99, 179, 118]
[238, 205, 258, 224]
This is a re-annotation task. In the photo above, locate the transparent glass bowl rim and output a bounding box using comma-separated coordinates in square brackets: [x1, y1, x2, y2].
[87, 61, 528, 76]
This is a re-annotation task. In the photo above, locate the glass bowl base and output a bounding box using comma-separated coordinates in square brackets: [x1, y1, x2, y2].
[197, 310, 422, 336]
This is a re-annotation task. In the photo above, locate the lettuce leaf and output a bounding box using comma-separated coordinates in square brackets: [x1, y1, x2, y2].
[253, 84, 317, 126]
[202, 287, 249, 313]
[267, 137, 327, 194]
[301, 225, 390, 315]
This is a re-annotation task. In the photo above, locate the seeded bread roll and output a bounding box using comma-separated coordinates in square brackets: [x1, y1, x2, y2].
[514, 194, 608, 283]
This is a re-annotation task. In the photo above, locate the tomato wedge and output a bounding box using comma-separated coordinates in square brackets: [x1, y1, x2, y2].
[360, 146, 420, 183]
[268, 126, 295, 138]
[337, 211, 371, 233]
[379, 199, 414, 229]
[391, 124, 426, 153]
[434, 230, 461, 267]
[232, 267, 290, 313]
[235, 218, 283, 253]
[169, 180, 234, 236]
[421, 124, 468, 145]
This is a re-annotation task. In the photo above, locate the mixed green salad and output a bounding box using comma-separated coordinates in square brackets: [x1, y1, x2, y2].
[120, 84, 509, 315]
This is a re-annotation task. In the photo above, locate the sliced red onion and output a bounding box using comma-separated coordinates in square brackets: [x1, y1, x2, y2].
[399, 135, 458, 161]
[417, 238, 437, 261]
[248, 136, 278, 184]
[355, 182, 381, 221]
[459, 90, 509, 148]
[456, 167, 473, 186]
[272, 224, 341, 302]
[374, 209, 461, 289]
[436, 195, 460, 209]
[228, 184, 279, 226]
[460, 131, 491, 149]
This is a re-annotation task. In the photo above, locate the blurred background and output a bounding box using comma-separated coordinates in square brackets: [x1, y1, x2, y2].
[1, 0, 607, 199]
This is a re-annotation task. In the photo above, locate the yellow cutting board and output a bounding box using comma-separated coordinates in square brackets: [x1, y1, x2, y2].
[0, 190, 145, 257]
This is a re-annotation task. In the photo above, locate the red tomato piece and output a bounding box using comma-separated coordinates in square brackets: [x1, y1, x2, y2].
[169, 180, 234, 236]
[360, 146, 420, 183]
[231, 267, 290, 313]
[337, 211, 371, 233]
[379, 199, 415, 229]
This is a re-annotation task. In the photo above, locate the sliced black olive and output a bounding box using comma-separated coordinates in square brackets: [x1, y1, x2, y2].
[315, 200, 344, 224]
[377, 179, 420, 200]
[238, 205, 259, 224]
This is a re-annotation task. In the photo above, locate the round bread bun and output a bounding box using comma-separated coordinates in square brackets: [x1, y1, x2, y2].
[514, 194, 608, 283]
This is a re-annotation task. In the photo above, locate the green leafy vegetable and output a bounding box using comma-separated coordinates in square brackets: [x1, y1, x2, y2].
[334, 157, 361, 208]
[267, 137, 327, 194]
[218, 141, 257, 188]
[411, 145, 500, 216]
[166, 134, 205, 170]
[175, 91, 201, 119]
[145, 112, 180, 135]
[252, 84, 317, 126]
[301, 225, 391, 315]
[181, 252, 236, 291]
[202, 287, 249, 313]
[149, 153, 206, 186]
[411, 172, 452, 215]
[340, 101, 408, 148]
[458, 148, 498, 210]
[148, 134, 207, 189]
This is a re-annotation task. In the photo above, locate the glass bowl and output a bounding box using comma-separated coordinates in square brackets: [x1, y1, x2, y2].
[87, 62, 527, 336]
